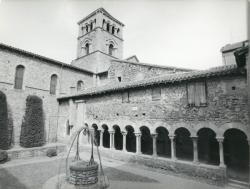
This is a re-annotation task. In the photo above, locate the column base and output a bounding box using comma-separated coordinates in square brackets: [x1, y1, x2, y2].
[219, 163, 226, 168]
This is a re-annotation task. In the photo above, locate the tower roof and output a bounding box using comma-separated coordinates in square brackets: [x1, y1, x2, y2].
[77, 7, 125, 26]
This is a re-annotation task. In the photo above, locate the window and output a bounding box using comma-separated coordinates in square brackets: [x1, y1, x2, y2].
[109, 44, 114, 55]
[50, 74, 58, 95]
[118, 76, 121, 82]
[117, 28, 120, 34]
[112, 26, 115, 34]
[102, 19, 105, 28]
[85, 43, 90, 55]
[14, 65, 25, 89]
[90, 22, 93, 30]
[86, 25, 89, 33]
[122, 91, 130, 103]
[152, 87, 161, 101]
[187, 81, 207, 106]
[107, 23, 110, 32]
[77, 80, 84, 91]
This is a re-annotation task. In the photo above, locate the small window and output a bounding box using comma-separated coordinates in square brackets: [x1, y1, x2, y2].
[85, 43, 90, 55]
[86, 25, 89, 33]
[112, 26, 115, 34]
[90, 22, 93, 30]
[122, 91, 130, 103]
[102, 19, 105, 28]
[107, 23, 110, 32]
[50, 74, 58, 95]
[109, 44, 114, 55]
[77, 80, 84, 91]
[117, 28, 120, 34]
[118, 76, 121, 82]
[152, 87, 161, 101]
[187, 81, 207, 106]
[14, 65, 25, 89]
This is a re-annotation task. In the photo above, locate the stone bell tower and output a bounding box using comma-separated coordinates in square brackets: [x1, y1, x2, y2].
[71, 8, 124, 74]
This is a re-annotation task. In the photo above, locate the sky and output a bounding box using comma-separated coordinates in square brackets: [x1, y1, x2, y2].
[0, 0, 247, 70]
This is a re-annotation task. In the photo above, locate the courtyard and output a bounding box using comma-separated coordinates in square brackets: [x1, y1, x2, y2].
[0, 150, 239, 189]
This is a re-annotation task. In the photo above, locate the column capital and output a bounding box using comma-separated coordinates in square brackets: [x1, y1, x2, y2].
[109, 131, 115, 134]
[216, 137, 224, 142]
[151, 133, 158, 138]
[122, 131, 127, 136]
[134, 133, 142, 137]
[169, 135, 175, 140]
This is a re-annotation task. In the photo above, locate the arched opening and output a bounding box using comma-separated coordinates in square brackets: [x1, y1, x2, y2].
[140, 126, 153, 155]
[92, 124, 100, 146]
[125, 125, 136, 153]
[112, 26, 115, 34]
[102, 124, 110, 148]
[102, 19, 105, 28]
[117, 28, 120, 35]
[14, 65, 25, 89]
[77, 80, 84, 91]
[113, 125, 123, 150]
[106, 23, 110, 32]
[50, 74, 58, 95]
[175, 127, 193, 161]
[90, 22, 93, 30]
[224, 129, 249, 181]
[85, 43, 90, 55]
[197, 128, 219, 165]
[156, 127, 171, 157]
[109, 44, 114, 56]
[86, 25, 89, 33]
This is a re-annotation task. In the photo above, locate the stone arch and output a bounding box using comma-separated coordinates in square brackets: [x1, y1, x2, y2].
[92, 124, 100, 146]
[219, 122, 249, 139]
[175, 127, 193, 161]
[197, 127, 219, 165]
[102, 124, 110, 148]
[156, 126, 171, 157]
[140, 126, 153, 155]
[113, 125, 123, 150]
[125, 125, 136, 153]
[224, 128, 249, 181]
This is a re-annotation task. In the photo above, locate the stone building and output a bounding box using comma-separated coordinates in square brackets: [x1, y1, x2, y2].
[0, 7, 249, 187]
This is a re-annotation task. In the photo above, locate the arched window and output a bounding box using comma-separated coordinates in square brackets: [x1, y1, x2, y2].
[90, 22, 93, 30]
[86, 25, 89, 33]
[112, 26, 115, 34]
[77, 80, 84, 91]
[117, 28, 120, 35]
[85, 43, 90, 55]
[50, 74, 58, 95]
[102, 19, 105, 28]
[14, 65, 25, 89]
[109, 44, 114, 56]
[107, 23, 110, 32]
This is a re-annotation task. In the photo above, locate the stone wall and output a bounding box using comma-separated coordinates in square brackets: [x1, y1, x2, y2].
[83, 74, 248, 137]
[108, 60, 188, 83]
[0, 47, 93, 147]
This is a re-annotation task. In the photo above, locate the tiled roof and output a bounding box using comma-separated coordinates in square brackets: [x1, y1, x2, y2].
[58, 64, 244, 100]
[221, 40, 248, 53]
[0, 43, 94, 75]
[112, 59, 193, 72]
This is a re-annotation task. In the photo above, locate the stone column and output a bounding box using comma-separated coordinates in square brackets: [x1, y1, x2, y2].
[109, 131, 115, 149]
[99, 130, 103, 148]
[152, 134, 158, 157]
[122, 132, 127, 152]
[192, 137, 198, 163]
[135, 133, 142, 155]
[217, 137, 225, 167]
[169, 135, 176, 160]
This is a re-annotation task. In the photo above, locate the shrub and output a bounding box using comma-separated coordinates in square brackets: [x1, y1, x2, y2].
[0, 150, 8, 163]
[20, 95, 45, 148]
[0, 91, 12, 150]
[46, 148, 57, 157]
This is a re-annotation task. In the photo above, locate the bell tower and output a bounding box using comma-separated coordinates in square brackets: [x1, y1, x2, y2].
[71, 8, 124, 73]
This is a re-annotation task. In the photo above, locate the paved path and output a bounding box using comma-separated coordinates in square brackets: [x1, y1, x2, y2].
[0, 151, 236, 189]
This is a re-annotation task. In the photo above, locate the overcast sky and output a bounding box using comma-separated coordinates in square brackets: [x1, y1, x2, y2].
[0, 0, 247, 70]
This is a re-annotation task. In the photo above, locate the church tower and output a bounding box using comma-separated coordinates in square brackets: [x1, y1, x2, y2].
[71, 8, 124, 74]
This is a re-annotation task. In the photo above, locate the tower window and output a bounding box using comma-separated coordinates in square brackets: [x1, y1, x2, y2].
[102, 19, 105, 28]
[14, 65, 25, 89]
[50, 74, 58, 95]
[90, 22, 93, 30]
[86, 25, 89, 33]
[77, 80, 84, 91]
[85, 43, 90, 55]
[112, 26, 115, 34]
[117, 28, 120, 34]
[109, 44, 114, 55]
[107, 23, 110, 32]
[118, 76, 121, 82]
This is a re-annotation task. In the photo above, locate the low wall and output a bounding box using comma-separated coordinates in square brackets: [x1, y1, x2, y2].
[81, 146, 227, 186]
[7, 143, 66, 160]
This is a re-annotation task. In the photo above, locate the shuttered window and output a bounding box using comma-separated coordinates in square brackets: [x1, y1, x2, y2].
[50, 74, 58, 95]
[152, 87, 161, 101]
[187, 81, 207, 106]
[14, 65, 25, 89]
